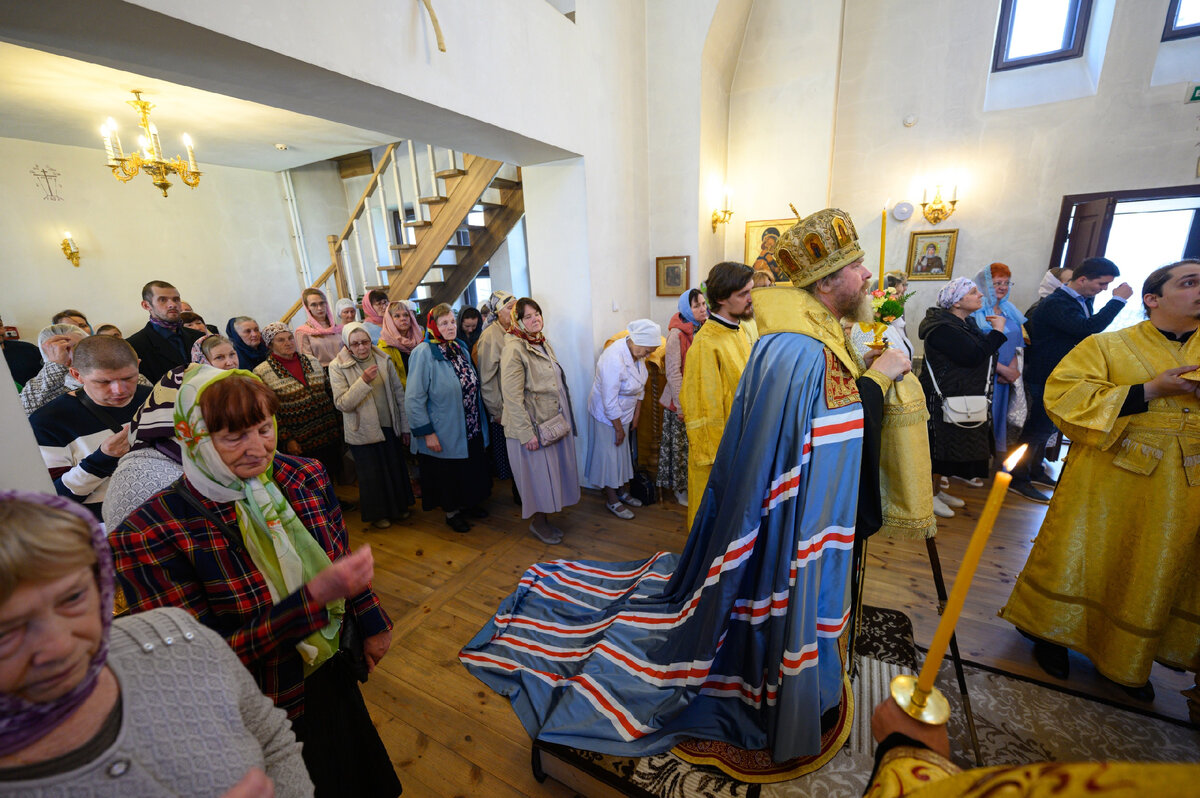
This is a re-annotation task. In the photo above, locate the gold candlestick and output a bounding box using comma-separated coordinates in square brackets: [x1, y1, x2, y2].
[891, 444, 1028, 725]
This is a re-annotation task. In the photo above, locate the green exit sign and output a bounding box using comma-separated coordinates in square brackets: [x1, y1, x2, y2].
[1190, 84, 1200, 103]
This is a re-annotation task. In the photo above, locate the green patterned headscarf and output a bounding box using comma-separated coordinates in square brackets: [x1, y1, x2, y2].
[175, 365, 342, 675]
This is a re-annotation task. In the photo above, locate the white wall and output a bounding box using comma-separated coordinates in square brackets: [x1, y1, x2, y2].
[0, 136, 300, 340]
[287, 159, 350, 288]
[0, 356, 54, 494]
[830, 0, 1200, 352]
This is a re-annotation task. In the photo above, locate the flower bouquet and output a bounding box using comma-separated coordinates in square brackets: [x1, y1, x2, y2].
[867, 286, 915, 348]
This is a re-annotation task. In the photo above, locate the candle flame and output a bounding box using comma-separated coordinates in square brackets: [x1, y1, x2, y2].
[182, 133, 193, 147]
[1003, 444, 1028, 472]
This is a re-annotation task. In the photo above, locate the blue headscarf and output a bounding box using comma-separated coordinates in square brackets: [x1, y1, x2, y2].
[677, 290, 702, 326]
[225, 317, 268, 371]
[969, 264, 1027, 332]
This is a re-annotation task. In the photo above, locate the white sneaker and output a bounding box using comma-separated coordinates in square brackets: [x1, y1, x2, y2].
[935, 491, 965, 508]
[674, 489, 688, 507]
[932, 496, 955, 518]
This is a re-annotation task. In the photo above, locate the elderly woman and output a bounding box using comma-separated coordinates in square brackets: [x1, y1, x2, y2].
[0, 491, 313, 797]
[328, 322, 413, 529]
[474, 290, 519, 487]
[294, 289, 343, 367]
[499, 298, 580, 544]
[918, 278, 1007, 517]
[405, 304, 491, 533]
[19, 323, 88, 415]
[226, 316, 269, 371]
[112, 368, 400, 797]
[584, 319, 660, 519]
[190, 333, 240, 370]
[335, 298, 358, 326]
[657, 290, 707, 506]
[254, 323, 343, 483]
[378, 300, 423, 384]
[971, 263, 1027, 454]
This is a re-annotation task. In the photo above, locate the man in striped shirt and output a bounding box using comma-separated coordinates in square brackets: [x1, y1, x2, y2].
[29, 335, 150, 519]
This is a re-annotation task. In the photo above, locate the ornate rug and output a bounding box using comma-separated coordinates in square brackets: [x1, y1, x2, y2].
[530, 607, 1200, 797]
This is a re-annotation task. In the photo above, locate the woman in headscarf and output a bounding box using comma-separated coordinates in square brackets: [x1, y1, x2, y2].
[457, 306, 484, 354]
[112, 367, 399, 797]
[378, 300, 423, 385]
[499, 298, 580, 544]
[404, 304, 491, 533]
[970, 263, 1027, 454]
[253, 322, 343, 483]
[328, 322, 413, 529]
[360, 290, 389, 345]
[294, 288, 343, 367]
[104, 337, 242, 530]
[18, 322, 88, 415]
[473, 290, 518, 489]
[334, 298, 358, 326]
[0, 491, 314, 797]
[226, 316, 269, 371]
[656, 289, 707, 506]
[584, 319, 660, 520]
[918, 278, 1008, 518]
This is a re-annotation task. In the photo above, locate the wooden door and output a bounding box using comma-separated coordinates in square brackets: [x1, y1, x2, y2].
[1061, 197, 1115, 273]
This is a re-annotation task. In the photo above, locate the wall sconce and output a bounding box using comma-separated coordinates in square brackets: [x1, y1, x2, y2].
[711, 186, 733, 233]
[920, 185, 957, 225]
[61, 232, 80, 267]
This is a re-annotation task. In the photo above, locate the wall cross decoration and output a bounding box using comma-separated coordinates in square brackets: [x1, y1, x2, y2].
[30, 164, 64, 201]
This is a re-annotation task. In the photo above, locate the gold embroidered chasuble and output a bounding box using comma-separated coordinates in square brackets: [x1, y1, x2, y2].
[1001, 321, 1200, 684]
[680, 317, 758, 527]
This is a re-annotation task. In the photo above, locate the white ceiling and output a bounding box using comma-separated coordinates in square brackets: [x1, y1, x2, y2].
[0, 42, 395, 171]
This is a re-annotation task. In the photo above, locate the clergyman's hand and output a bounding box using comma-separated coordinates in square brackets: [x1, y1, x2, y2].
[1145, 365, 1200, 401]
[869, 349, 911, 381]
[871, 698, 950, 759]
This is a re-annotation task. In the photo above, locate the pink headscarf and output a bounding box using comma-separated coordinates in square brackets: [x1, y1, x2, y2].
[295, 289, 343, 338]
[381, 301, 424, 353]
[362, 291, 385, 326]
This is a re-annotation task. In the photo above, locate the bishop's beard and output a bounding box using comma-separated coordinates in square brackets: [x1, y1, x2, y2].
[841, 292, 874, 324]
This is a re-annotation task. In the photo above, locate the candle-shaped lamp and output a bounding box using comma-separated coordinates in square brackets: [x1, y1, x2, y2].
[138, 134, 151, 159]
[100, 123, 115, 164]
[890, 444, 1028, 725]
[149, 122, 163, 159]
[106, 118, 123, 159]
[879, 200, 888, 273]
[61, 232, 80, 268]
[183, 133, 197, 173]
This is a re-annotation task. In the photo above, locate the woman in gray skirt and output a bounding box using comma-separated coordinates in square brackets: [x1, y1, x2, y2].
[583, 319, 660, 519]
[499, 298, 581, 544]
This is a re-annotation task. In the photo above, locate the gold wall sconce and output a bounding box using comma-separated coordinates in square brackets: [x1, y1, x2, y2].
[920, 185, 957, 225]
[61, 232, 80, 267]
[711, 185, 733, 232]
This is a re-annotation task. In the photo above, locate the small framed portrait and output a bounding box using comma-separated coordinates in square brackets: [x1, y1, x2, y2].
[656, 255, 690, 296]
[744, 218, 793, 283]
[906, 229, 958, 281]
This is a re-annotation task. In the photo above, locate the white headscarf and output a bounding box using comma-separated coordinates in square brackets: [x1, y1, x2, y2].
[627, 319, 662, 347]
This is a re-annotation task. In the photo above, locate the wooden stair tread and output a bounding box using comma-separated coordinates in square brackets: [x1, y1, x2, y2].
[419, 196, 448, 205]
[444, 245, 470, 251]
[489, 177, 521, 190]
[475, 200, 503, 209]
[435, 168, 467, 178]
[404, 220, 433, 228]
[389, 244, 417, 251]
[378, 265, 403, 272]
[364, 285, 388, 292]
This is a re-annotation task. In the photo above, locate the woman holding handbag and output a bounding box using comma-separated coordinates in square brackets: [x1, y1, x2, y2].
[499, 298, 580, 544]
[918, 278, 1008, 517]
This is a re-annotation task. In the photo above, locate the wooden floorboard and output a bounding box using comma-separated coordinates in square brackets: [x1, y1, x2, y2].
[341, 474, 1195, 797]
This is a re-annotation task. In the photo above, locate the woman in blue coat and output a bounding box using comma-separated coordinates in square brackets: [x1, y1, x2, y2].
[405, 304, 491, 532]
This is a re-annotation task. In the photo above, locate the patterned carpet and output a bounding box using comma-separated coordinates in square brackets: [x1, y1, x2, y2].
[532, 607, 1200, 797]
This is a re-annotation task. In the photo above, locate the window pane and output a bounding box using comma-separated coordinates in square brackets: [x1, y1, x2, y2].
[1177, 0, 1200, 27]
[1097, 207, 1195, 332]
[1008, 0, 1072, 58]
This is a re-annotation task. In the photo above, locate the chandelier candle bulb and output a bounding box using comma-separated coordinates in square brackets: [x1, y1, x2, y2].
[149, 123, 163, 159]
[106, 119, 123, 159]
[100, 124, 115, 164]
[183, 134, 197, 172]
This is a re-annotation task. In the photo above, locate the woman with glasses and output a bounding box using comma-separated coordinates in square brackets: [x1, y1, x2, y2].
[970, 262, 1027, 454]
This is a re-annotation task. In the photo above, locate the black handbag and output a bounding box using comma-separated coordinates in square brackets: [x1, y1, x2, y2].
[628, 435, 657, 506]
[170, 481, 369, 682]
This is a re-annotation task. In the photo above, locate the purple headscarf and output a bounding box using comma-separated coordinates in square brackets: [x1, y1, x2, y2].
[0, 491, 115, 757]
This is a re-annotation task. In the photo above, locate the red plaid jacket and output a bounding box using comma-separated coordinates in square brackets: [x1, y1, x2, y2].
[112, 454, 391, 719]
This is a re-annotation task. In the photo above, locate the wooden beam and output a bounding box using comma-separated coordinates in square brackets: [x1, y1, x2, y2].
[432, 188, 524, 306]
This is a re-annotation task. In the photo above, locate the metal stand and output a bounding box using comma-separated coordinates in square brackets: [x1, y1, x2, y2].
[925, 536, 984, 767]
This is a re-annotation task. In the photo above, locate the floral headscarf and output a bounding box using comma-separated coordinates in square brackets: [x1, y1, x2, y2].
[261, 322, 291, 349]
[380, 301, 423, 353]
[936, 278, 976, 309]
[0, 491, 115, 757]
[190, 333, 218, 365]
[174, 365, 342, 673]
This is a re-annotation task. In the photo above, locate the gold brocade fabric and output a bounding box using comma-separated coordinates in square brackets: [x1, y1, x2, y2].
[879, 375, 937, 539]
[1001, 321, 1200, 684]
[679, 320, 757, 527]
[866, 751, 1200, 797]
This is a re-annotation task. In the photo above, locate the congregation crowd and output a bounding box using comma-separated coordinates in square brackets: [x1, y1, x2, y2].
[1, 225, 1198, 795]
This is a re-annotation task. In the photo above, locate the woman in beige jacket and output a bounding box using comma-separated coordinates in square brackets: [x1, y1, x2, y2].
[329, 322, 414, 528]
[499, 298, 581, 544]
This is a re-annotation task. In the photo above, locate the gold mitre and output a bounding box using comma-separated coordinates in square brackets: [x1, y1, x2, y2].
[775, 208, 865, 287]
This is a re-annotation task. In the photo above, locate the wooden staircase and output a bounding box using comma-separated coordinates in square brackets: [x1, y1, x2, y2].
[281, 141, 524, 323]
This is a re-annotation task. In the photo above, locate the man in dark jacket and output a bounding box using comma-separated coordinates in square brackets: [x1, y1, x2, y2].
[1008, 257, 1132, 502]
[125, 280, 205, 382]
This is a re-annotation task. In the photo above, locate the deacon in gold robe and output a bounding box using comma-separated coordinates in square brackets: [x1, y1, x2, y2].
[680, 262, 758, 527]
[1001, 259, 1200, 695]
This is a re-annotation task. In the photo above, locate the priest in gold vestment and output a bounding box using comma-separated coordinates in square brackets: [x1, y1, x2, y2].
[1001, 260, 1200, 695]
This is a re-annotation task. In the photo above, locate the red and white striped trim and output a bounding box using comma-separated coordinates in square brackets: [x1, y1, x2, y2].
[816, 606, 852, 638]
[810, 407, 864, 446]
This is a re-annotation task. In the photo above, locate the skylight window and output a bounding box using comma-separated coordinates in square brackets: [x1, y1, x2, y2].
[992, 0, 1093, 71]
[1163, 0, 1200, 40]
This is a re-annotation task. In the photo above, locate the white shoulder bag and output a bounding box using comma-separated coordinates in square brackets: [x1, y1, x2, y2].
[925, 357, 992, 429]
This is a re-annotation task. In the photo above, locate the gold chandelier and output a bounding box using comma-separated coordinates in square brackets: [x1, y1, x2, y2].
[99, 90, 200, 197]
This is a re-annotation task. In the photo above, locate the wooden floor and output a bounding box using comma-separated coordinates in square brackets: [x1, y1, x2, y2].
[343, 474, 1195, 798]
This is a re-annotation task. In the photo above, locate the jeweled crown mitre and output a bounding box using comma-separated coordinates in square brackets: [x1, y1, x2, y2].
[775, 208, 865, 287]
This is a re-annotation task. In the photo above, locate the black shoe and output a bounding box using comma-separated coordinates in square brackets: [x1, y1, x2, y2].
[1112, 679, 1155, 702]
[445, 514, 471, 533]
[1009, 481, 1051, 504]
[464, 505, 489, 519]
[1031, 470, 1058, 489]
[1032, 639, 1070, 680]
